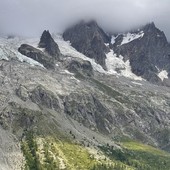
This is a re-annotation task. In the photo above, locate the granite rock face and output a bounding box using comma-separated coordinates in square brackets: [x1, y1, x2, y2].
[113, 23, 170, 83]
[18, 44, 55, 69]
[64, 57, 93, 77]
[39, 30, 61, 60]
[63, 21, 170, 84]
[64, 92, 113, 134]
[16, 85, 29, 102]
[63, 21, 110, 70]
[30, 85, 60, 111]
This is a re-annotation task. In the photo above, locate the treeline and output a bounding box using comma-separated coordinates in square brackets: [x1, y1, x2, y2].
[99, 145, 170, 170]
[91, 163, 126, 170]
[21, 131, 59, 170]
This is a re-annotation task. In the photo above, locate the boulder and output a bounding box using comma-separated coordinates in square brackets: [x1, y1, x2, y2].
[64, 92, 113, 134]
[18, 44, 55, 69]
[64, 57, 93, 77]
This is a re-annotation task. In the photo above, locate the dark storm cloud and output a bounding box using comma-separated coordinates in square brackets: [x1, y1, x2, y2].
[0, 0, 170, 40]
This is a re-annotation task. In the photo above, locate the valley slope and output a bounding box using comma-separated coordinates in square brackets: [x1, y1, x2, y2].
[0, 22, 170, 170]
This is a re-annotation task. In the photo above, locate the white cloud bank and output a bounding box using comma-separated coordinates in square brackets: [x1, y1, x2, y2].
[0, 0, 170, 40]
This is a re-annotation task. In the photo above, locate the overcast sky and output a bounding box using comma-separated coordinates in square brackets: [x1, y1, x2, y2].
[0, 0, 170, 40]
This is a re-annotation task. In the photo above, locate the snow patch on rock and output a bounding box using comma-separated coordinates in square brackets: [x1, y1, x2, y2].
[54, 35, 106, 73]
[54, 35, 143, 80]
[121, 31, 144, 45]
[158, 70, 168, 81]
[132, 81, 143, 86]
[111, 36, 116, 44]
[106, 50, 142, 80]
[0, 37, 44, 67]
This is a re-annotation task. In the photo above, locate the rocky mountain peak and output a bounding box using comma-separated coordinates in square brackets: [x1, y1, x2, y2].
[39, 30, 61, 59]
[62, 20, 170, 84]
[63, 20, 110, 70]
[40, 30, 51, 41]
[86, 20, 110, 43]
[141, 22, 168, 46]
[112, 22, 170, 84]
[18, 30, 62, 69]
[143, 22, 156, 31]
[86, 20, 98, 27]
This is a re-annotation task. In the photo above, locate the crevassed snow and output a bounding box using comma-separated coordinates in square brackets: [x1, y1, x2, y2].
[0, 37, 44, 68]
[54, 35, 142, 80]
[158, 70, 168, 81]
[0, 47, 9, 60]
[14, 50, 44, 67]
[0, 35, 143, 81]
[54, 35, 106, 73]
[106, 50, 142, 80]
[121, 31, 144, 45]
[111, 36, 116, 44]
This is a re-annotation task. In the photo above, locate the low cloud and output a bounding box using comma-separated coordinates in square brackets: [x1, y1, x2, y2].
[0, 0, 170, 40]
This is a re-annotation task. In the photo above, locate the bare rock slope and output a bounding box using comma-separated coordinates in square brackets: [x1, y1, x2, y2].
[0, 28, 170, 169]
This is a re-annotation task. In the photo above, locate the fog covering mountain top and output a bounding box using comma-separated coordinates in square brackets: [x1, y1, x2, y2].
[0, 0, 170, 40]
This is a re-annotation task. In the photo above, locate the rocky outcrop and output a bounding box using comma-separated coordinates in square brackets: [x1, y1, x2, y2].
[64, 92, 113, 134]
[39, 30, 61, 60]
[30, 85, 60, 111]
[18, 44, 55, 69]
[63, 21, 170, 84]
[16, 85, 29, 101]
[64, 57, 93, 77]
[63, 21, 110, 70]
[113, 23, 170, 83]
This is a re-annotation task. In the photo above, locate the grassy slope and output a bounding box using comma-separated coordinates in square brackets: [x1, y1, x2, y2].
[18, 76, 170, 170]
[21, 128, 170, 170]
[21, 129, 132, 170]
[100, 140, 170, 170]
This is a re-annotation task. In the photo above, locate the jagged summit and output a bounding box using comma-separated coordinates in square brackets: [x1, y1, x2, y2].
[86, 20, 111, 43]
[142, 22, 158, 32]
[17, 30, 62, 69]
[39, 30, 61, 59]
[63, 21, 170, 85]
[112, 22, 170, 84]
[141, 22, 168, 45]
[63, 20, 110, 70]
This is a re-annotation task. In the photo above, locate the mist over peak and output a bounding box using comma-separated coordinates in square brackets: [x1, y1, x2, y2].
[0, 0, 170, 40]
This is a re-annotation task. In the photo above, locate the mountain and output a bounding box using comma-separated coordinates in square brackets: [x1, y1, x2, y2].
[18, 44, 56, 69]
[112, 22, 170, 84]
[63, 21, 170, 85]
[39, 30, 61, 59]
[63, 20, 110, 70]
[0, 22, 170, 170]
